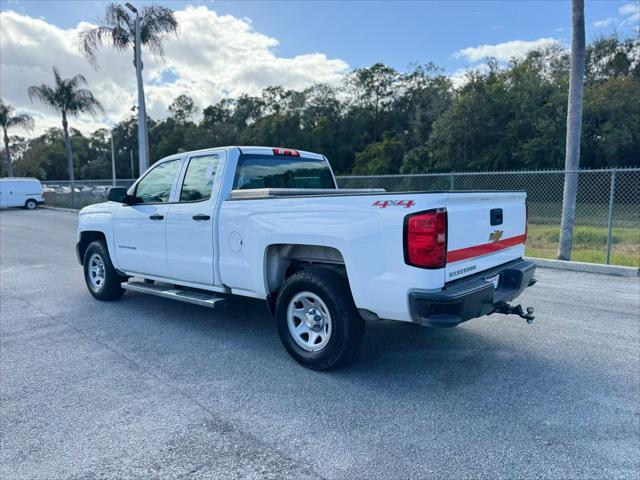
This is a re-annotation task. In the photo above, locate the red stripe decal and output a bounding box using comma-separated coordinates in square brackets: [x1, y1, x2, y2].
[447, 234, 526, 263]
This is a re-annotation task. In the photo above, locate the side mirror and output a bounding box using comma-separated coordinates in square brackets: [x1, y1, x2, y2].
[107, 187, 136, 205]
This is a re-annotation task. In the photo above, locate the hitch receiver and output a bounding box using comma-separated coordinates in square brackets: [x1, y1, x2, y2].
[494, 302, 535, 324]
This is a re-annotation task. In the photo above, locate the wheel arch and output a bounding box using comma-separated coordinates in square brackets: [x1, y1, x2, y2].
[77, 230, 108, 264]
[263, 243, 349, 314]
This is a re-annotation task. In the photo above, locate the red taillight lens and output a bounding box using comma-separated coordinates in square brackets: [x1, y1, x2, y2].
[273, 148, 300, 157]
[404, 209, 447, 269]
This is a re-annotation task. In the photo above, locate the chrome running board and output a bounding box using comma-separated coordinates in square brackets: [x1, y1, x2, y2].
[122, 280, 225, 309]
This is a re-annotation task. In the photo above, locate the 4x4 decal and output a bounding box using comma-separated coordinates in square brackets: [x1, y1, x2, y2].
[372, 199, 415, 209]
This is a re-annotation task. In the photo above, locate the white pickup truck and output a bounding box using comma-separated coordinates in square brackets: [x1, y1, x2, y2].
[77, 146, 536, 369]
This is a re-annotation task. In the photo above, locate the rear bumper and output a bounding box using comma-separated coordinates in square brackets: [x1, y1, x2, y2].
[409, 259, 536, 327]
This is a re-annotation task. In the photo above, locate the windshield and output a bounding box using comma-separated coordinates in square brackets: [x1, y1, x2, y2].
[233, 154, 336, 190]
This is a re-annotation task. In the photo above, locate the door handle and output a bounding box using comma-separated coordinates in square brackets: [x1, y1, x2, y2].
[192, 214, 211, 221]
[149, 214, 164, 220]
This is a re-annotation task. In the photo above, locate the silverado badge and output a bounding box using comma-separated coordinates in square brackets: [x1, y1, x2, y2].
[489, 229, 504, 242]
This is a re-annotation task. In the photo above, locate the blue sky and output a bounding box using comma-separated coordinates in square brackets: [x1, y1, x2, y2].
[1, 0, 638, 135]
[3, 0, 638, 72]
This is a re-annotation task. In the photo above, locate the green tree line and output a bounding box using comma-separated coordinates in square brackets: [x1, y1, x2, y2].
[2, 34, 638, 180]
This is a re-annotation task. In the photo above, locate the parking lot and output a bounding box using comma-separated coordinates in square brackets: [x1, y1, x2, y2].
[1, 208, 639, 479]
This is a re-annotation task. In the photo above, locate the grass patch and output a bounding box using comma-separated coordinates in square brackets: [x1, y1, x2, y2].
[526, 224, 639, 267]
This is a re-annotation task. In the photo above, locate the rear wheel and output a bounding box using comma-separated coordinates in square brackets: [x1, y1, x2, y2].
[24, 199, 37, 210]
[276, 267, 364, 370]
[83, 241, 126, 301]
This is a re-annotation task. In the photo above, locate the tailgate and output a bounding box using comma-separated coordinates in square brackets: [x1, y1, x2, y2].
[445, 192, 527, 282]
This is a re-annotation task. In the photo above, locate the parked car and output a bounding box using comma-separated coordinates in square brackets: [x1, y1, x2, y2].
[0, 177, 44, 210]
[76, 146, 536, 369]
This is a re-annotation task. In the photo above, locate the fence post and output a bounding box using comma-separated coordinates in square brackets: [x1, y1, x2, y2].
[449, 173, 455, 190]
[605, 170, 617, 265]
[111, 131, 116, 187]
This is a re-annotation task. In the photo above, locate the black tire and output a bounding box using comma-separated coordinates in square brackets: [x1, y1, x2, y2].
[276, 267, 364, 370]
[25, 199, 37, 210]
[83, 240, 126, 301]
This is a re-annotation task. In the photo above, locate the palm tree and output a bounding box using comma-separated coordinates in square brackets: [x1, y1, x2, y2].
[80, 3, 177, 170]
[0, 100, 34, 177]
[558, 0, 585, 260]
[28, 67, 103, 207]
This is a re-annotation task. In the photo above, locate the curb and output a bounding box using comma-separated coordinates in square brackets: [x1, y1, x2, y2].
[41, 205, 79, 213]
[526, 257, 639, 277]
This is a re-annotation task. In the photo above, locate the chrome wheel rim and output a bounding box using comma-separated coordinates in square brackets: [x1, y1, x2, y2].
[26, 201, 36, 209]
[88, 253, 106, 292]
[287, 291, 332, 352]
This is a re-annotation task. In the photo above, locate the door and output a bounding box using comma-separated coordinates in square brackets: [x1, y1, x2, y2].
[113, 158, 182, 277]
[166, 153, 222, 285]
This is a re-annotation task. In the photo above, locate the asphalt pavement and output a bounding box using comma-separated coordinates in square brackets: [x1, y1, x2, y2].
[1, 208, 639, 479]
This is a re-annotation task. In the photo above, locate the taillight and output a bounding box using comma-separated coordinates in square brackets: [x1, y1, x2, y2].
[273, 148, 300, 157]
[404, 209, 447, 269]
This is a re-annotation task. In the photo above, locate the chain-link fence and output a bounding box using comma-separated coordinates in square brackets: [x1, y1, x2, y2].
[41, 168, 639, 267]
[42, 179, 136, 210]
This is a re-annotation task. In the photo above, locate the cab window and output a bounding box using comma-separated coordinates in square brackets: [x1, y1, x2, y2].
[180, 154, 220, 202]
[233, 154, 336, 190]
[134, 159, 181, 203]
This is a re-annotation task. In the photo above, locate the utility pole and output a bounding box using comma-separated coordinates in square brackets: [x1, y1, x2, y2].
[125, 2, 149, 174]
[111, 130, 116, 186]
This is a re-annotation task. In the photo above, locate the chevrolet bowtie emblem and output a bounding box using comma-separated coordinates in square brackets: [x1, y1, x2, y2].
[489, 229, 504, 242]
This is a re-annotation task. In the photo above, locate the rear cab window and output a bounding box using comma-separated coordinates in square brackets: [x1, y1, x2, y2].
[233, 154, 336, 190]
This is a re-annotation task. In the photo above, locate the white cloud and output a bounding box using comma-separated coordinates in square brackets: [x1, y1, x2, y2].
[453, 38, 560, 63]
[0, 6, 349, 137]
[593, 18, 614, 28]
[619, 3, 640, 24]
[592, 3, 640, 31]
[449, 64, 491, 89]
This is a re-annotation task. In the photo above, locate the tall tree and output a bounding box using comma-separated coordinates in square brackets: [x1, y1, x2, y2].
[168, 94, 197, 123]
[28, 67, 103, 207]
[558, 0, 586, 260]
[80, 3, 177, 170]
[0, 100, 34, 176]
[347, 63, 398, 141]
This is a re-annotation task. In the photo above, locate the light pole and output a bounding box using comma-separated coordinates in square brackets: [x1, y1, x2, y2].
[125, 2, 149, 175]
[130, 149, 135, 178]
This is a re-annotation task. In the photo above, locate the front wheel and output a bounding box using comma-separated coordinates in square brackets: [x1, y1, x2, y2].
[25, 199, 37, 210]
[276, 267, 364, 370]
[83, 241, 126, 301]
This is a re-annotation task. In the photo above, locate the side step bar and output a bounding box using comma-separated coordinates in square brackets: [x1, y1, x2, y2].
[122, 280, 225, 309]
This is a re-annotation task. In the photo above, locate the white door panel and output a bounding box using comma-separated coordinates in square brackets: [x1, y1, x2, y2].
[112, 158, 183, 277]
[113, 204, 170, 276]
[165, 153, 222, 285]
[166, 204, 214, 284]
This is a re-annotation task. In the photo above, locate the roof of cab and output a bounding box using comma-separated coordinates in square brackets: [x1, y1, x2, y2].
[160, 146, 325, 162]
[236, 146, 324, 160]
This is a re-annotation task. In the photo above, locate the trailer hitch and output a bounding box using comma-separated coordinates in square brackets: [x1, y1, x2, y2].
[494, 302, 535, 324]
